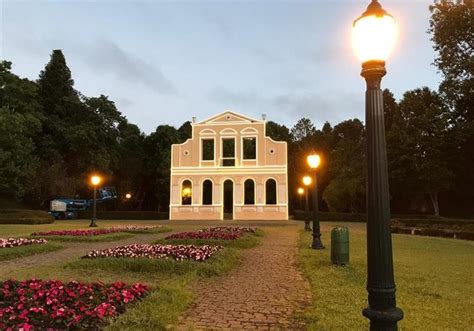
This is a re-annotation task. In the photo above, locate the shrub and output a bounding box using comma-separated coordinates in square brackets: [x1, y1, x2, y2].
[77, 211, 169, 220]
[200, 226, 257, 233]
[165, 231, 242, 240]
[0, 209, 54, 224]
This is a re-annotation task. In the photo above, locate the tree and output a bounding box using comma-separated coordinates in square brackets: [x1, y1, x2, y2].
[322, 119, 365, 213]
[266, 121, 291, 143]
[178, 121, 192, 142]
[290, 118, 316, 142]
[387, 87, 453, 216]
[429, 1, 474, 202]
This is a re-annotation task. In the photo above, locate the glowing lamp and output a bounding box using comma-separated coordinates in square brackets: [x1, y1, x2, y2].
[351, 0, 397, 63]
[297, 188, 304, 195]
[307, 154, 321, 170]
[90, 175, 101, 186]
[302, 176, 312, 186]
[125, 193, 132, 199]
[182, 187, 192, 197]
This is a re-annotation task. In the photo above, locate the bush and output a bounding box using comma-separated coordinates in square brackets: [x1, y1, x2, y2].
[0, 209, 54, 224]
[77, 211, 169, 220]
[391, 226, 474, 241]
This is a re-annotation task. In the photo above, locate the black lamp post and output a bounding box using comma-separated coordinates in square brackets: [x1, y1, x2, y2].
[307, 153, 324, 249]
[89, 175, 101, 227]
[352, 1, 403, 329]
[302, 177, 312, 231]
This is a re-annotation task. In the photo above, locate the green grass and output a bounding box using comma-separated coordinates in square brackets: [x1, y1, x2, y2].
[298, 222, 474, 330]
[0, 242, 63, 261]
[31, 232, 134, 242]
[154, 229, 264, 249]
[121, 227, 172, 235]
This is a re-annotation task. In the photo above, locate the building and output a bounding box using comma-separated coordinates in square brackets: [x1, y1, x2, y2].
[169, 111, 288, 220]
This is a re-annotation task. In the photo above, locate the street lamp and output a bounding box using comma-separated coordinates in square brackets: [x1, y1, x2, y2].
[125, 193, 132, 199]
[302, 176, 312, 231]
[307, 152, 324, 249]
[89, 175, 102, 227]
[298, 187, 311, 231]
[352, 1, 403, 330]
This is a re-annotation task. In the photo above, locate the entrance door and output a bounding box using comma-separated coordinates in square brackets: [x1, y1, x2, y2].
[223, 180, 234, 220]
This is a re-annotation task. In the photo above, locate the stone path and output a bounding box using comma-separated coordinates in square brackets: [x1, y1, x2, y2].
[0, 232, 167, 276]
[179, 226, 312, 330]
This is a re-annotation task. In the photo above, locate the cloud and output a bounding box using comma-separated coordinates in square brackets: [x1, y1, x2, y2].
[81, 39, 176, 95]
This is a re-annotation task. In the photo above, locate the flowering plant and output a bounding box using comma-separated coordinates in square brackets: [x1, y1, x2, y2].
[0, 238, 47, 249]
[83, 244, 222, 261]
[165, 231, 242, 240]
[200, 226, 257, 234]
[31, 229, 122, 237]
[110, 225, 163, 231]
[0, 279, 148, 330]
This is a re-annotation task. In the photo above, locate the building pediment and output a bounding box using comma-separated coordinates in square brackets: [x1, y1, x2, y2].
[197, 111, 261, 125]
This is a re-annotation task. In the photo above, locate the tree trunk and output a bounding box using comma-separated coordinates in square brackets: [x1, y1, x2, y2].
[429, 193, 440, 217]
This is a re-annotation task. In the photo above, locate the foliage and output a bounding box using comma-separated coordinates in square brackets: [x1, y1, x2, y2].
[0, 237, 47, 249]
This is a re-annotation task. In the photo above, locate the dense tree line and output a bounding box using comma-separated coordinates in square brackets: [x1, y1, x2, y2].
[0, 1, 471, 216]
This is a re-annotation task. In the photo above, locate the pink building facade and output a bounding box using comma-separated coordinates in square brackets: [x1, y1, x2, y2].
[170, 111, 288, 220]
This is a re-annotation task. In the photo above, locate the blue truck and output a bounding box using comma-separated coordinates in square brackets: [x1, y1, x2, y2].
[49, 186, 117, 219]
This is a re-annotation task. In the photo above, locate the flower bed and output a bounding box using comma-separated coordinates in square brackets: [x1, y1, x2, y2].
[200, 226, 257, 234]
[165, 231, 242, 240]
[31, 229, 122, 237]
[0, 238, 47, 249]
[110, 225, 163, 231]
[0, 279, 148, 330]
[83, 244, 222, 261]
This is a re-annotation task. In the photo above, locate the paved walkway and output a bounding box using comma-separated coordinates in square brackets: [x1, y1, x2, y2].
[179, 225, 312, 330]
[0, 232, 167, 277]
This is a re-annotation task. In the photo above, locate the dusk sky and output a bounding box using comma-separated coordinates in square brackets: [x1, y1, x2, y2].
[1, 0, 440, 133]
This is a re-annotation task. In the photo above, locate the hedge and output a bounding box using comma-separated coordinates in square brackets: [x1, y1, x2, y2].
[77, 211, 169, 220]
[0, 209, 54, 224]
[391, 226, 474, 241]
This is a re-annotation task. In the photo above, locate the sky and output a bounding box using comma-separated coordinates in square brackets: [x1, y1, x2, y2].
[1, 0, 441, 133]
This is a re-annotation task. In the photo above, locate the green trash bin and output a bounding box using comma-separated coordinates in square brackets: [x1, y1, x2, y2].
[331, 227, 349, 265]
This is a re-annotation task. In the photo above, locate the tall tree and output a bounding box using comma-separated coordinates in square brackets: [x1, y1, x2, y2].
[290, 118, 316, 142]
[387, 87, 453, 216]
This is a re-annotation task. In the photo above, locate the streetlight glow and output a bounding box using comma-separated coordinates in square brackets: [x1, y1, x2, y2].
[307, 154, 321, 169]
[297, 187, 304, 195]
[302, 176, 312, 186]
[125, 193, 132, 199]
[90, 175, 101, 186]
[351, 1, 397, 63]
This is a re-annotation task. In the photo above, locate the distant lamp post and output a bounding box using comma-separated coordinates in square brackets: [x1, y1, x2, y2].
[298, 187, 311, 231]
[302, 176, 312, 231]
[307, 152, 324, 249]
[89, 175, 102, 227]
[352, 1, 403, 329]
[125, 193, 132, 199]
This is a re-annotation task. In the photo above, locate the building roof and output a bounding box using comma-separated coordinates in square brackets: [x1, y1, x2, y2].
[196, 110, 263, 125]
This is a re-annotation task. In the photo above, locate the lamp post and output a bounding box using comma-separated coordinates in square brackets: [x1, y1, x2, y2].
[125, 193, 132, 200]
[298, 187, 311, 231]
[89, 175, 102, 227]
[307, 153, 324, 249]
[302, 176, 312, 231]
[352, 1, 403, 329]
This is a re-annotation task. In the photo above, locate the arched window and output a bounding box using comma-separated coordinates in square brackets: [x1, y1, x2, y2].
[181, 180, 192, 205]
[244, 179, 255, 205]
[202, 180, 213, 205]
[265, 179, 277, 205]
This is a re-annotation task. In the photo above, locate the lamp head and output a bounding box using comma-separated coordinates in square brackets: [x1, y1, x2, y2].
[302, 176, 312, 186]
[352, 0, 397, 64]
[90, 175, 101, 186]
[297, 188, 304, 195]
[307, 153, 321, 170]
[125, 193, 132, 199]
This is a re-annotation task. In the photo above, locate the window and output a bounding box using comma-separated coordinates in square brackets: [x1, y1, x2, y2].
[202, 180, 213, 205]
[222, 138, 235, 166]
[243, 137, 256, 160]
[181, 180, 192, 205]
[244, 179, 255, 205]
[265, 179, 277, 205]
[202, 139, 214, 161]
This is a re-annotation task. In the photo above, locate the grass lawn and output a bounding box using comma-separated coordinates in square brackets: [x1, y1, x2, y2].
[1, 223, 264, 330]
[154, 229, 264, 249]
[0, 242, 63, 261]
[298, 222, 474, 330]
[0, 219, 169, 238]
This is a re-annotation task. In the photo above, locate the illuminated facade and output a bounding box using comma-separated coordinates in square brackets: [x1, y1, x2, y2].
[170, 111, 288, 220]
